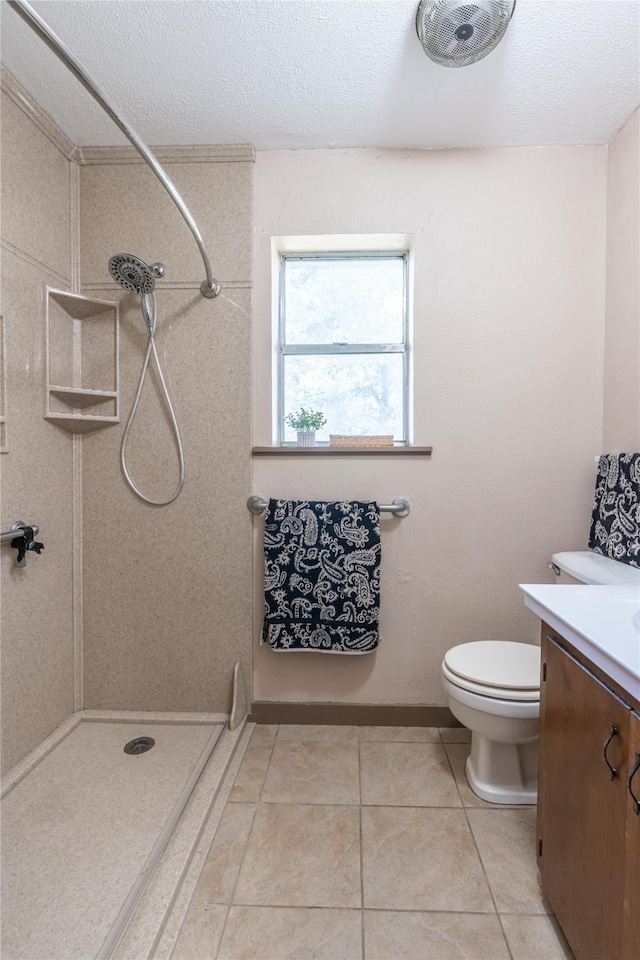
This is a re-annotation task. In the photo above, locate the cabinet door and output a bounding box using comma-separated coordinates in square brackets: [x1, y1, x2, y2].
[621, 709, 640, 957]
[538, 633, 631, 960]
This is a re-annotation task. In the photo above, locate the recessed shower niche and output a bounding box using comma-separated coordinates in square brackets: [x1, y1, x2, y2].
[45, 288, 119, 432]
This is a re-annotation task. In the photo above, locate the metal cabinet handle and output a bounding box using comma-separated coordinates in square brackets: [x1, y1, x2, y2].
[628, 751, 640, 815]
[603, 723, 618, 780]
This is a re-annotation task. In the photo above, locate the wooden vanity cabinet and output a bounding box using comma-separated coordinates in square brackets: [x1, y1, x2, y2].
[623, 708, 640, 953]
[537, 626, 640, 960]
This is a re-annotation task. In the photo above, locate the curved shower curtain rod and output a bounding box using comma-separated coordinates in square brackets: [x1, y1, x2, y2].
[8, 0, 221, 300]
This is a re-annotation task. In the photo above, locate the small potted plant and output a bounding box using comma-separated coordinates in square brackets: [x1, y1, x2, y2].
[285, 407, 327, 446]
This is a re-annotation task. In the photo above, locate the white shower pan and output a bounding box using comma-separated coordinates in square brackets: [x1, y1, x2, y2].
[0, 711, 242, 960]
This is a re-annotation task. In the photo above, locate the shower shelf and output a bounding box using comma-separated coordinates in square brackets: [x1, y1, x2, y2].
[49, 386, 119, 407]
[45, 289, 119, 433]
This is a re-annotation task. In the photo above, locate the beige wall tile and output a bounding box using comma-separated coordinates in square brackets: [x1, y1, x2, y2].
[78, 145, 253, 715]
[80, 158, 252, 286]
[1, 94, 72, 282]
[1, 258, 75, 770]
[1, 91, 76, 775]
[80, 286, 252, 712]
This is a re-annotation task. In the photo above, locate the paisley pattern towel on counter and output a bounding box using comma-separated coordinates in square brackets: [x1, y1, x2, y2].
[262, 499, 381, 654]
[589, 453, 640, 568]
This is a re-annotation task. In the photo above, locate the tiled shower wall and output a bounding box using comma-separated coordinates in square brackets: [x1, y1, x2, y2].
[79, 145, 254, 712]
[0, 69, 78, 773]
[1, 67, 254, 772]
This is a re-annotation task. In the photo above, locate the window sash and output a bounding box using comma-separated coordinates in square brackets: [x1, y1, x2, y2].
[282, 343, 405, 355]
[277, 252, 409, 445]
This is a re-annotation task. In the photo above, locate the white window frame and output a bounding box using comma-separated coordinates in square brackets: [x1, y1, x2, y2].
[274, 237, 413, 446]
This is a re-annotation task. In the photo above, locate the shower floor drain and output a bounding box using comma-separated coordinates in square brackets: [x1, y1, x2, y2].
[124, 736, 155, 755]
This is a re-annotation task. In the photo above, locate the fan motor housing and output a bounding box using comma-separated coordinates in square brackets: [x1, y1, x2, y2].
[416, 0, 516, 68]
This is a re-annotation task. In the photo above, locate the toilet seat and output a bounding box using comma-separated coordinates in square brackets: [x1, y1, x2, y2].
[443, 641, 540, 702]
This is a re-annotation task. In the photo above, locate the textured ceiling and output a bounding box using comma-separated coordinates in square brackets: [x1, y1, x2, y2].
[1, 0, 638, 150]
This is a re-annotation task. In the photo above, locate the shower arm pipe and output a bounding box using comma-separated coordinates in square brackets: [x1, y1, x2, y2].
[7, 0, 221, 300]
[247, 496, 411, 517]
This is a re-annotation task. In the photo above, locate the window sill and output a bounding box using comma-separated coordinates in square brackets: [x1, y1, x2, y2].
[251, 446, 432, 457]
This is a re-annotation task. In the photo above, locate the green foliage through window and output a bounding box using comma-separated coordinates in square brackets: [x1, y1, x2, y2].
[279, 253, 409, 444]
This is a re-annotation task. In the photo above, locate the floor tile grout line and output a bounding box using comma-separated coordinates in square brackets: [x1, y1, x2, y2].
[358, 735, 365, 960]
[211, 903, 230, 960]
[271, 726, 448, 745]
[461, 802, 515, 960]
[212, 724, 277, 959]
[220, 901, 513, 915]
[255, 724, 279, 804]
[363, 906, 514, 916]
[215, 890, 571, 917]
[245, 799, 482, 809]
[441, 734, 465, 809]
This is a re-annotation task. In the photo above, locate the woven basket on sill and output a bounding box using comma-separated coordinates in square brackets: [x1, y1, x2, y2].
[329, 435, 394, 448]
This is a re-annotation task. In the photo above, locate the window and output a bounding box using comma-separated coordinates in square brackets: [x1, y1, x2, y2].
[277, 250, 410, 445]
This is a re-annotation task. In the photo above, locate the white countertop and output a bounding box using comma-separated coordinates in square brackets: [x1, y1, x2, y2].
[519, 584, 640, 702]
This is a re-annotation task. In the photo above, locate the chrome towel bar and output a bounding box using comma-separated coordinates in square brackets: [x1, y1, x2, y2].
[246, 496, 410, 517]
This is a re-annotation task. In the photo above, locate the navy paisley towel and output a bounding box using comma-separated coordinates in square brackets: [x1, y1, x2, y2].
[262, 500, 381, 654]
[589, 453, 640, 568]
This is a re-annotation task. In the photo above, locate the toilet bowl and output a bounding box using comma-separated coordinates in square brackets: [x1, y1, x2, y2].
[442, 550, 639, 804]
[442, 640, 540, 804]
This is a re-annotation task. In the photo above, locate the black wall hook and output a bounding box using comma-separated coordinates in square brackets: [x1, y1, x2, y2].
[10, 524, 44, 567]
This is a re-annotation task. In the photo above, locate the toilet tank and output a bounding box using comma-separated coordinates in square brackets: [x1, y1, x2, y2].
[551, 551, 640, 586]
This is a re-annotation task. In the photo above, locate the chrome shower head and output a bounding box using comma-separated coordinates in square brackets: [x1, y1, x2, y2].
[108, 253, 156, 294]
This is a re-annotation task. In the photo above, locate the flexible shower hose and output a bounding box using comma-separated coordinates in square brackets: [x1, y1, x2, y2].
[121, 292, 185, 505]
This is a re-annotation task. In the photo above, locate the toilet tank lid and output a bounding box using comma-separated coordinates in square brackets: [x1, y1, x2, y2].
[444, 641, 540, 690]
[552, 551, 640, 586]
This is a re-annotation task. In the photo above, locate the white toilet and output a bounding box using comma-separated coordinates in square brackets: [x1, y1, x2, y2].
[442, 550, 640, 805]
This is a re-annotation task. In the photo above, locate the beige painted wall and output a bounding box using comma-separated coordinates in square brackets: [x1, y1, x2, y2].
[0, 74, 77, 773]
[252, 146, 607, 707]
[603, 108, 640, 451]
[79, 147, 254, 712]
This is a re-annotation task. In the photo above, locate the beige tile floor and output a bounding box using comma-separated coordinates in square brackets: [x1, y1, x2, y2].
[171, 725, 575, 960]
